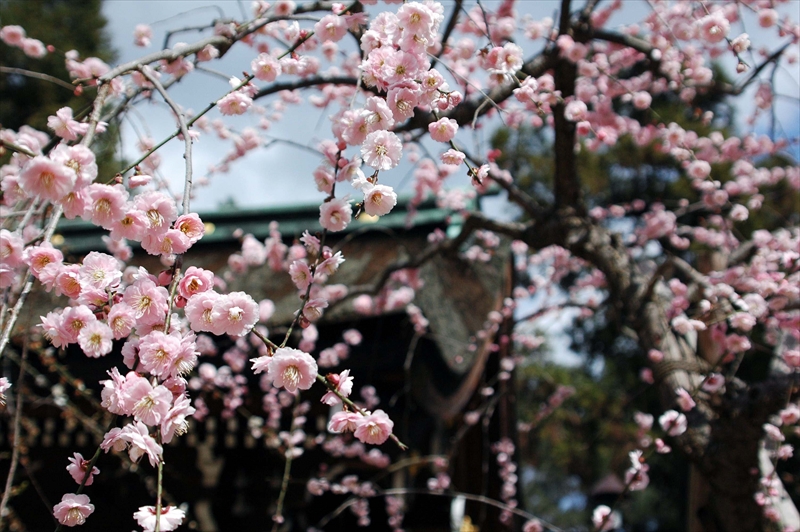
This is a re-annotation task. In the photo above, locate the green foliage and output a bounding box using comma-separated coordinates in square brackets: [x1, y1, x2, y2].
[0, 0, 122, 179]
[0, 0, 115, 130]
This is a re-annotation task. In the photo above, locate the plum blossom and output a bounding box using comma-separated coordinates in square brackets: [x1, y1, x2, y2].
[252, 347, 318, 393]
[428, 117, 458, 143]
[133, 506, 185, 532]
[47, 107, 83, 141]
[66, 452, 100, 486]
[123, 278, 169, 326]
[564, 100, 588, 122]
[103, 421, 163, 467]
[321, 369, 355, 405]
[659, 409, 688, 436]
[676, 388, 696, 412]
[319, 197, 352, 232]
[77, 321, 113, 358]
[179, 267, 215, 299]
[133, 24, 152, 47]
[53, 493, 95, 527]
[212, 291, 260, 336]
[328, 411, 362, 433]
[362, 184, 398, 217]
[19, 156, 76, 201]
[354, 409, 394, 445]
[361, 130, 402, 171]
[592, 505, 620, 531]
[218, 91, 252, 115]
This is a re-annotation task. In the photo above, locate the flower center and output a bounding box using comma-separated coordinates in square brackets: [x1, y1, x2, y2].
[135, 295, 152, 312]
[228, 306, 243, 322]
[66, 507, 86, 525]
[41, 171, 54, 187]
[95, 198, 111, 214]
[134, 395, 155, 417]
[147, 209, 164, 228]
[283, 365, 300, 388]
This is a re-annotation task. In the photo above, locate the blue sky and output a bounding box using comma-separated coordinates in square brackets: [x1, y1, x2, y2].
[100, 0, 800, 212]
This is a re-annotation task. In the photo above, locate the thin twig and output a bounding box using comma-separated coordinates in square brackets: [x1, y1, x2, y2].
[0, 66, 75, 91]
[139, 67, 194, 214]
[0, 340, 29, 520]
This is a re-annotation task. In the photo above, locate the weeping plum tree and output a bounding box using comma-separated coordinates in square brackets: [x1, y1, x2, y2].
[0, 0, 798, 530]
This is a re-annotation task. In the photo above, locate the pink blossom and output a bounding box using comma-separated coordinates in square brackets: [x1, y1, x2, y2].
[115, 422, 163, 466]
[702, 373, 726, 393]
[758, 9, 779, 28]
[48, 107, 83, 141]
[161, 393, 195, 444]
[289, 260, 313, 290]
[0, 230, 24, 269]
[85, 184, 128, 229]
[354, 409, 394, 445]
[687, 160, 711, 180]
[123, 278, 169, 326]
[53, 493, 95, 527]
[179, 266, 214, 299]
[317, 251, 345, 277]
[676, 388, 696, 412]
[328, 411, 362, 433]
[343, 329, 362, 345]
[632, 91, 652, 110]
[387, 86, 419, 122]
[523, 519, 543, 532]
[321, 369, 355, 405]
[126, 379, 173, 426]
[361, 130, 402, 171]
[253, 346, 318, 393]
[133, 24, 152, 47]
[21, 38, 46, 58]
[134, 191, 178, 235]
[624, 450, 650, 491]
[659, 409, 687, 436]
[564, 100, 588, 122]
[319, 197, 352, 232]
[66, 452, 100, 486]
[218, 91, 252, 115]
[128, 173, 152, 188]
[303, 297, 328, 322]
[138, 330, 183, 378]
[19, 156, 76, 201]
[109, 208, 148, 241]
[175, 213, 205, 243]
[731, 33, 750, 54]
[671, 315, 707, 334]
[61, 306, 97, 344]
[428, 117, 458, 143]
[363, 184, 398, 217]
[41, 311, 70, 348]
[77, 321, 113, 358]
[23, 242, 63, 278]
[697, 13, 729, 44]
[185, 290, 223, 334]
[592, 505, 619, 531]
[213, 291, 259, 336]
[252, 53, 282, 82]
[79, 252, 121, 290]
[101, 368, 138, 415]
[0, 25, 25, 46]
[315, 14, 348, 42]
[441, 149, 465, 166]
[133, 506, 185, 532]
